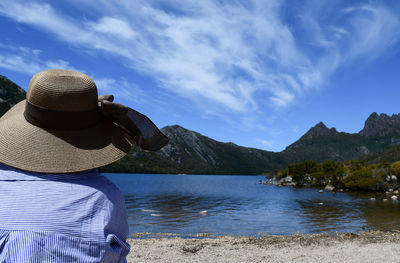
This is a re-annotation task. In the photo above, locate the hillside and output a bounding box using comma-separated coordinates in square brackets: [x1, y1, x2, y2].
[2, 74, 400, 174]
[282, 114, 400, 164]
[0, 75, 26, 115]
[102, 125, 286, 174]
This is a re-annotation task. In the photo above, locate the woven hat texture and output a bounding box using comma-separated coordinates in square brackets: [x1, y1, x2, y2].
[0, 69, 133, 173]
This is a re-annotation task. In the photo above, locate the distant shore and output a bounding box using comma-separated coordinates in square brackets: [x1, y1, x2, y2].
[127, 231, 400, 263]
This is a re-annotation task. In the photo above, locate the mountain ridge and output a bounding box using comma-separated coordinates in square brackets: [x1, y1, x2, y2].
[2, 74, 400, 174]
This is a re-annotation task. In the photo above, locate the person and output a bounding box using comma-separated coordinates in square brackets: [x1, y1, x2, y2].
[0, 69, 169, 262]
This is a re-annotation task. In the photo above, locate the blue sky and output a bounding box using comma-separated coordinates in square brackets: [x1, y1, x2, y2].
[1, 0, 400, 152]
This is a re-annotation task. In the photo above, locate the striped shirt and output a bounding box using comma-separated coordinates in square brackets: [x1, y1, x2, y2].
[0, 163, 130, 262]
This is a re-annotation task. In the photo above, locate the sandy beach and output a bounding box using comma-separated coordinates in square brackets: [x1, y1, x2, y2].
[127, 231, 400, 263]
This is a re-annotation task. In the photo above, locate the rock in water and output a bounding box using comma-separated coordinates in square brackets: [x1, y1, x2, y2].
[325, 185, 335, 191]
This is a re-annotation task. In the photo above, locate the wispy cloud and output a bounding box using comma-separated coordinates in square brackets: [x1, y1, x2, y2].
[0, 43, 138, 101]
[299, 0, 400, 74]
[0, 0, 399, 116]
[260, 139, 273, 148]
[0, 44, 78, 75]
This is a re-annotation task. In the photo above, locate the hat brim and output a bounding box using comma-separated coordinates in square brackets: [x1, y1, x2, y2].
[0, 100, 133, 173]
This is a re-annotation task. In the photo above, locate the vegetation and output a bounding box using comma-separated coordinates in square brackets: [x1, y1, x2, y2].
[273, 159, 400, 192]
[2, 74, 400, 178]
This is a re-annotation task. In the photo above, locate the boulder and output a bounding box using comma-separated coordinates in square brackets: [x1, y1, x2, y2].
[325, 185, 335, 191]
[284, 176, 293, 183]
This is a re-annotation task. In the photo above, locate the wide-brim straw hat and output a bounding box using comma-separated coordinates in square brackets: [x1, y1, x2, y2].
[0, 69, 168, 173]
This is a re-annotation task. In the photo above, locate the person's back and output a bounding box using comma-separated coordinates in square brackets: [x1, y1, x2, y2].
[0, 69, 168, 262]
[0, 164, 129, 262]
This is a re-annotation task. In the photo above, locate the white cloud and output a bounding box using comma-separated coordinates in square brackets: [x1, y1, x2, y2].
[0, 45, 79, 75]
[260, 139, 273, 148]
[0, 0, 399, 115]
[299, 1, 400, 75]
[0, 44, 139, 103]
[0, 0, 317, 112]
[89, 17, 136, 40]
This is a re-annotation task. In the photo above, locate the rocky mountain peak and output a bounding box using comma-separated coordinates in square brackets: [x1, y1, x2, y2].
[360, 112, 400, 137]
[300, 121, 339, 140]
[159, 125, 219, 165]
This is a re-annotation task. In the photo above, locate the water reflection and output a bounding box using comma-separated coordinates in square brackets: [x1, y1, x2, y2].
[296, 198, 365, 232]
[105, 173, 400, 235]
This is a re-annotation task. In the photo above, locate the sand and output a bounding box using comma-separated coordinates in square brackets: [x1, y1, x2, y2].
[127, 231, 400, 263]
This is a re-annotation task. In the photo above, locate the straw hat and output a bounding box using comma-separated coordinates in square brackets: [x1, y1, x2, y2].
[0, 69, 168, 173]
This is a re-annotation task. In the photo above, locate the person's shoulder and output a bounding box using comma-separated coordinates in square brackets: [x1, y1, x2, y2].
[88, 175, 125, 206]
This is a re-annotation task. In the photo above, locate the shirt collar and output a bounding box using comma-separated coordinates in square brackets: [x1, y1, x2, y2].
[0, 163, 100, 181]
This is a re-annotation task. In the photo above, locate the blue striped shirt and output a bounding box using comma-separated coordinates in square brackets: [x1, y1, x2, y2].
[0, 163, 130, 262]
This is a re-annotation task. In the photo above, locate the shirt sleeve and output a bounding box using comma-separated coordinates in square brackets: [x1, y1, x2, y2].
[98, 176, 131, 262]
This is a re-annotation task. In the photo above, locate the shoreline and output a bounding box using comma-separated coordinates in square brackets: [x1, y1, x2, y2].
[127, 231, 400, 262]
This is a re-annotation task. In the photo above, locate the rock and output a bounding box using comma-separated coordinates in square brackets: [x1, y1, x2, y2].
[389, 189, 394, 192]
[394, 190, 399, 195]
[369, 197, 376, 201]
[318, 203, 324, 205]
[284, 176, 293, 183]
[386, 175, 397, 181]
[386, 191, 390, 195]
[383, 199, 388, 202]
[391, 195, 398, 201]
[200, 210, 208, 215]
[337, 189, 344, 192]
[325, 185, 335, 191]
[318, 190, 324, 193]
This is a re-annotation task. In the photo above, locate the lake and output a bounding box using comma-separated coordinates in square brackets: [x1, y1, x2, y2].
[104, 173, 400, 236]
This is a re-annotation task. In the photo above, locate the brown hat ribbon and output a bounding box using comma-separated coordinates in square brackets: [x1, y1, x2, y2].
[24, 95, 169, 151]
[98, 95, 169, 151]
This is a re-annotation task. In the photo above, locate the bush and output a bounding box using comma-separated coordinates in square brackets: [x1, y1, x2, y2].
[343, 167, 381, 190]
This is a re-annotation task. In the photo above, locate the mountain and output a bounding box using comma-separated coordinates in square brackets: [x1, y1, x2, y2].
[0, 75, 26, 116]
[360, 112, 400, 137]
[104, 113, 400, 174]
[282, 114, 400, 164]
[282, 122, 367, 163]
[2, 75, 400, 174]
[102, 125, 287, 174]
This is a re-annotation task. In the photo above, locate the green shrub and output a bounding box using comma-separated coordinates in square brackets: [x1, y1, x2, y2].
[343, 167, 381, 190]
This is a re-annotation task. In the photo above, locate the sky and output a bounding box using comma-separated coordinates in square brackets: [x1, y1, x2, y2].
[0, 0, 400, 152]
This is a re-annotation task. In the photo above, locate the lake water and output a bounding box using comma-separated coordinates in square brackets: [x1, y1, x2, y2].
[104, 173, 400, 236]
